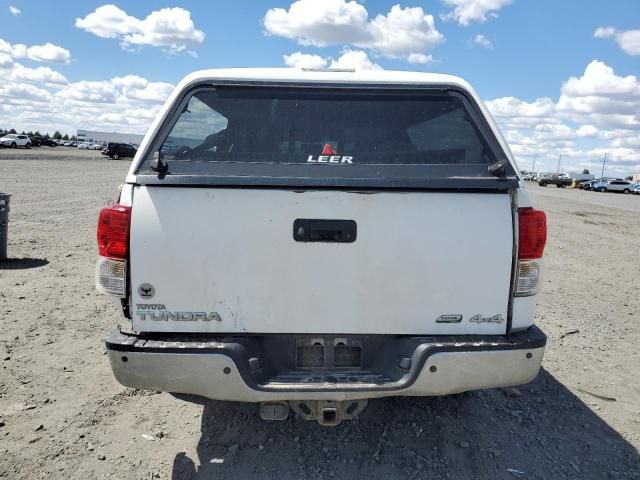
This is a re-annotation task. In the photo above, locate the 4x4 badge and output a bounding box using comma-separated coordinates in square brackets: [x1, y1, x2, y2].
[469, 314, 504, 324]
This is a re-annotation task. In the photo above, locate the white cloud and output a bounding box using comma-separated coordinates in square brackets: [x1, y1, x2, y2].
[283, 52, 328, 69]
[0, 38, 71, 64]
[329, 50, 381, 69]
[283, 49, 381, 70]
[593, 26, 616, 39]
[8, 5, 21, 16]
[556, 60, 640, 129]
[407, 52, 433, 64]
[473, 34, 492, 48]
[9, 63, 68, 85]
[115, 76, 174, 103]
[111, 74, 149, 89]
[487, 61, 640, 176]
[264, 0, 370, 46]
[0, 52, 13, 69]
[0, 71, 175, 135]
[561, 60, 640, 97]
[97, 112, 126, 124]
[75, 4, 204, 54]
[366, 5, 443, 60]
[485, 96, 555, 126]
[57, 81, 117, 104]
[442, 0, 512, 26]
[25, 43, 71, 64]
[594, 26, 640, 56]
[616, 30, 640, 56]
[533, 123, 575, 141]
[0, 82, 51, 103]
[264, 0, 443, 62]
[576, 125, 598, 138]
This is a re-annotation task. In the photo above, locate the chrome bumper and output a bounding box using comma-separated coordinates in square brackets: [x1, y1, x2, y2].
[105, 326, 546, 402]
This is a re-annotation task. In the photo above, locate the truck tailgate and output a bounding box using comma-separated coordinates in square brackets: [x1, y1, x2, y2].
[129, 186, 513, 335]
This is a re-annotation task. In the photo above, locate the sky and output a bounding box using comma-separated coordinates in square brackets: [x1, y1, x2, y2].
[0, 0, 639, 177]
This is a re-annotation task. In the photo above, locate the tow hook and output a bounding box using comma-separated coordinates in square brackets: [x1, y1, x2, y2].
[259, 400, 368, 426]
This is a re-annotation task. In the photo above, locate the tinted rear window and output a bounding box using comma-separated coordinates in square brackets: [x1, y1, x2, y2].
[138, 85, 515, 188]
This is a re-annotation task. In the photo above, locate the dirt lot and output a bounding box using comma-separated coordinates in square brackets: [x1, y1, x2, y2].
[1, 147, 639, 479]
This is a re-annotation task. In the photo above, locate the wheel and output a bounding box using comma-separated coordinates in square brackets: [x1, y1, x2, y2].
[539, 182, 547, 187]
[25, 143, 31, 149]
[11, 142, 17, 148]
[599, 188, 606, 192]
[113, 153, 119, 160]
[623, 189, 630, 194]
[556, 184, 562, 188]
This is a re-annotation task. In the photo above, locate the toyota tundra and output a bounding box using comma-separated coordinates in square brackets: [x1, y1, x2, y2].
[96, 68, 547, 426]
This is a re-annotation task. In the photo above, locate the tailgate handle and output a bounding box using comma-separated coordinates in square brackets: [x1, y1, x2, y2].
[293, 219, 357, 243]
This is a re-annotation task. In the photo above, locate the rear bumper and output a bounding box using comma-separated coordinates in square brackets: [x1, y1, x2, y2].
[105, 326, 546, 401]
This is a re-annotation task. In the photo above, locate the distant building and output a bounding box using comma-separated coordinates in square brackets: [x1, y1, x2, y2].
[76, 129, 144, 146]
[633, 173, 640, 183]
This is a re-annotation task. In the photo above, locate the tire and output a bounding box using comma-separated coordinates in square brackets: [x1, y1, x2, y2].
[11, 142, 17, 149]
[623, 189, 630, 194]
[539, 182, 547, 187]
[113, 153, 119, 160]
[599, 188, 606, 192]
[25, 143, 31, 149]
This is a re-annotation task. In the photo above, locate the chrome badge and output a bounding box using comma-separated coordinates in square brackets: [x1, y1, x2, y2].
[469, 314, 504, 324]
[436, 314, 463, 323]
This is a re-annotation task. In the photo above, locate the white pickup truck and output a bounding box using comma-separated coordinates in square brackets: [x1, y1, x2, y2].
[96, 68, 547, 426]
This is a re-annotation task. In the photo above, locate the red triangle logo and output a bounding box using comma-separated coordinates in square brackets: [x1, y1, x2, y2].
[322, 144, 337, 155]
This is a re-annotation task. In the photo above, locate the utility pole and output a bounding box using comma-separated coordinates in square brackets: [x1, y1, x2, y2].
[531, 154, 536, 172]
[556, 155, 562, 174]
[601, 152, 607, 178]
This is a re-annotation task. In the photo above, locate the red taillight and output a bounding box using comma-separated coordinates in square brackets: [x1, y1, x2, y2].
[97, 205, 131, 259]
[518, 207, 546, 259]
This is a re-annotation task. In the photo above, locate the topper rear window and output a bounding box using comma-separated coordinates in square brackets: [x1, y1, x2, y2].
[137, 85, 516, 188]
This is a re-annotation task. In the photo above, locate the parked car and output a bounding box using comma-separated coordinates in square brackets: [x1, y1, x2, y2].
[104, 142, 137, 159]
[581, 180, 597, 190]
[538, 175, 572, 187]
[0, 133, 31, 148]
[96, 68, 548, 426]
[33, 137, 58, 147]
[78, 142, 91, 149]
[592, 180, 633, 193]
[632, 184, 640, 195]
[101, 144, 116, 155]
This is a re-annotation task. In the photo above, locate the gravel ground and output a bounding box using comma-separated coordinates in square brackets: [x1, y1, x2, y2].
[0, 148, 638, 479]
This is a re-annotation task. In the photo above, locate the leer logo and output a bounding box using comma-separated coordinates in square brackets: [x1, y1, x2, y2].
[321, 143, 337, 155]
[307, 144, 353, 164]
